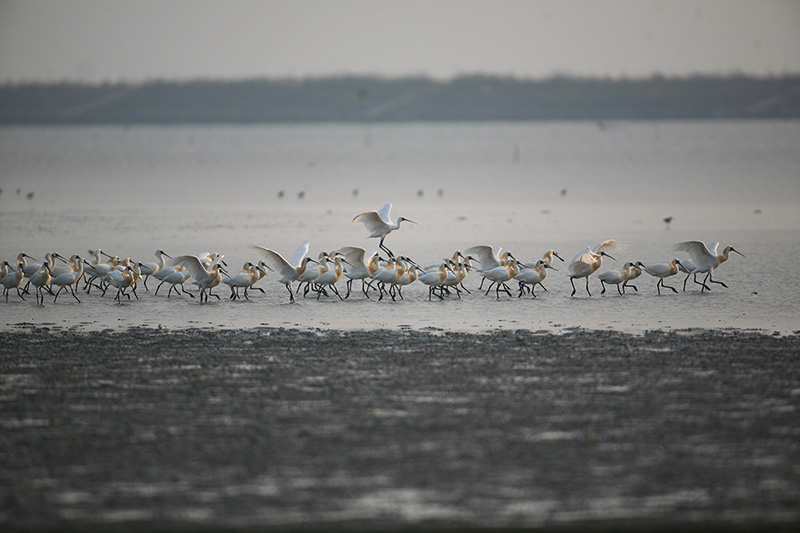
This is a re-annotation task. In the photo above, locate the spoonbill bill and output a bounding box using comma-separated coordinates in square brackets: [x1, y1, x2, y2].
[353, 203, 416, 258]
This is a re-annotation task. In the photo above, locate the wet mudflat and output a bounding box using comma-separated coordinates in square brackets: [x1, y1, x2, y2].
[1, 328, 799, 532]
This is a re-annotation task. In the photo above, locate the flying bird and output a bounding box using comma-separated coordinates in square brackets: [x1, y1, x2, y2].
[353, 203, 416, 258]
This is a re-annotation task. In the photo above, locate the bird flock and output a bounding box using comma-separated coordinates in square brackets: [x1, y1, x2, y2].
[2, 203, 744, 305]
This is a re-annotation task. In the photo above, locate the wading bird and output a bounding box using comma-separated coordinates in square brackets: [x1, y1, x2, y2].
[673, 241, 745, 292]
[52, 256, 85, 303]
[251, 243, 318, 303]
[138, 249, 171, 290]
[2, 263, 25, 302]
[29, 262, 52, 305]
[517, 260, 557, 297]
[597, 261, 636, 295]
[154, 266, 194, 298]
[171, 255, 226, 303]
[644, 259, 684, 295]
[353, 203, 416, 258]
[337, 246, 379, 298]
[621, 261, 646, 293]
[567, 240, 625, 297]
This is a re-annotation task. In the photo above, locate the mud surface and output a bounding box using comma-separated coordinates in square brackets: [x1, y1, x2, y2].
[1, 328, 799, 531]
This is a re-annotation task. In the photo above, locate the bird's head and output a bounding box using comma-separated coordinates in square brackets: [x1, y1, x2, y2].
[397, 216, 417, 225]
[599, 251, 617, 261]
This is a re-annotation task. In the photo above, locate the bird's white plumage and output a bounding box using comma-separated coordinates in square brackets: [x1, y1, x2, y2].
[288, 240, 310, 268]
[250, 246, 297, 281]
[464, 245, 503, 271]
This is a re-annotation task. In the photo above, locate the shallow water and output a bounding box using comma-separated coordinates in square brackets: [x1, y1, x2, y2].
[1, 121, 798, 333]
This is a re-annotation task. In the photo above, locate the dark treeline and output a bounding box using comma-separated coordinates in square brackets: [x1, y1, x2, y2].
[1, 74, 799, 124]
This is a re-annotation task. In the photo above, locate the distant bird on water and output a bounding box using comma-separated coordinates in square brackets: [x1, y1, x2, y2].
[663, 216, 673, 229]
[353, 203, 416, 258]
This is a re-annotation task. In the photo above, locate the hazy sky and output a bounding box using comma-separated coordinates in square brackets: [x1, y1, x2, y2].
[1, 0, 799, 83]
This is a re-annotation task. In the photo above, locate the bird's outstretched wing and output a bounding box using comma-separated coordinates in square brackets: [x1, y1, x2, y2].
[568, 246, 594, 276]
[353, 210, 388, 235]
[336, 246, 367, 265]
[250, 246, 297, 278]
[377, 203, 393, 224]
[673, 241, 712, 266]
[593, 240, 626, 254]
[464, 245, 501, 270]
[289, 240, 310, 268]
[171, 255, 210, 282]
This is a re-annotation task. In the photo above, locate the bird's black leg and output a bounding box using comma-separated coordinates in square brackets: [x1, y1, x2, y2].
[700, 272, 712, 292]
[600, 281, 607, 294]
[683, 273, 691, 291]
[616, 283, 623, 295]
[663, 280, 678, 293]
[570, 277, 577, 297]
[286, 283, 294, 303]
[585, 277, 591, 297]
[345, 278, 352, 299]
[379, 237, 394, 258]
[484, 281, 497, 296]
[707, 272, 728, 288]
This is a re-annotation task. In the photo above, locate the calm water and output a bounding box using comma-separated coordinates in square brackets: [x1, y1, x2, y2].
[1, 121, 799, 333]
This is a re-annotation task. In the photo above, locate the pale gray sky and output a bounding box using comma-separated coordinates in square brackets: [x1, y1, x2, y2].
[1, 0, 798, 83]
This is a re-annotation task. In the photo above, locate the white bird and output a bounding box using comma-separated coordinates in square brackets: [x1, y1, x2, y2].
[138, 249, 171, 290]
[673, 241, 745, 292]
[224, 262, 260, 300]
[516, 260, 557, 298]
[567, 240, 625, 297]
[52, 257, 85, 303]
[644, 259, 684, 295]
[29, 261, 52, 305]
[154, 266, 194, 298]
[597, 261, 636, 295]
[465, 245, 516, 291]
[171, 255, 225, 303]
[314, 256, 350, 300]
[621, 261, 646, 293]
[353, 203, 416, 258]
[105, 266, 138, 302]
[295, 251, 328, 298]
[251, 243, 318, 303]
[371, 257, 406, 301]
[417, 262, 451, 301]
[482, 258, 522, 299]
[337, 246, 380, 299]
[2, 263, 26, 302]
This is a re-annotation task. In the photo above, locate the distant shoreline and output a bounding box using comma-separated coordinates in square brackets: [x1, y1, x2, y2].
[2, 74, 798, 124]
